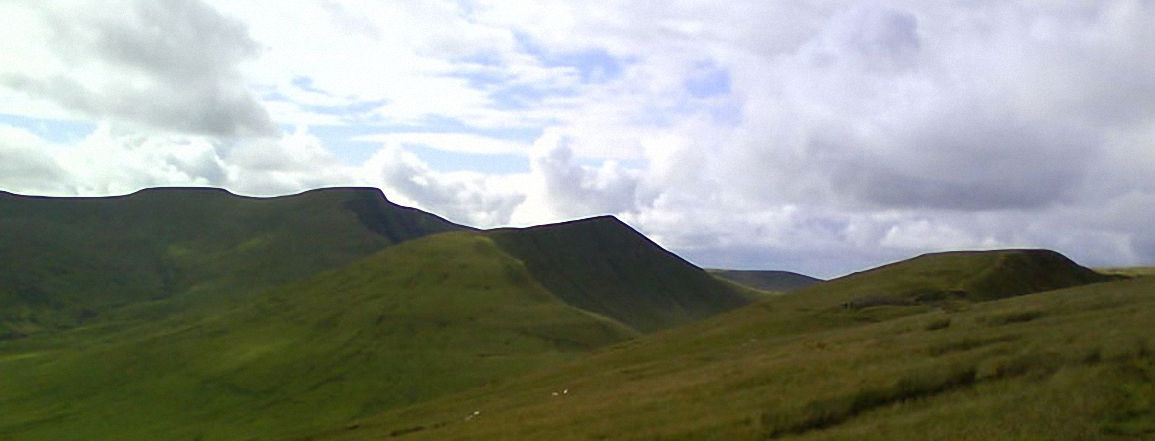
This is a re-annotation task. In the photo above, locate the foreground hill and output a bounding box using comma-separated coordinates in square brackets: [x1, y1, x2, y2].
[311, 249, 1145, 441]
[709, 269, 822, 293]
[488, 217, 753, 332]
[0, 187, 463, 336]
[0, 232, 643, 441]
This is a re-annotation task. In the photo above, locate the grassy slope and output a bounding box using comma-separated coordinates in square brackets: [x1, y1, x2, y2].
[0, 187, 462, 336]
[0, 232, 638, 441]
[312, 250, 1152, 441]
[709, 269, 822, 293]
[487, 216, 753, 333]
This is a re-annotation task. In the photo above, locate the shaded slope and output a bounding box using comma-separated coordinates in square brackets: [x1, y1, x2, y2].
[315, 254, 1155, 441]
[0, 187, 462, 335]
[710, 269, 822, 292]
[487, 216, 752, 333]
[0, 232, 637, 441]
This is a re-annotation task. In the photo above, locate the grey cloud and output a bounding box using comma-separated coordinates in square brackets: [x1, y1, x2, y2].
[0, 145, 71, 194]
[804, 5, 922, 73]
[727, 3, 1151, 214]
[3, 0, 274, 137]
[824, 111, 1094, 210]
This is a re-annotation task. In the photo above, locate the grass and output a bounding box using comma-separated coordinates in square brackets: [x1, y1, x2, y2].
[308, 251, 1151, 441]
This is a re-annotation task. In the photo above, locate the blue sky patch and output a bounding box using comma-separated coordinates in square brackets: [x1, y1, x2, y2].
[684, 63, 732, 99]
[515, 32, 629, 84]
[290, 76, 329, 95]
[303, 99, 388, 117]
[489, 82, 578, 110]
[0, 114, 96, 144]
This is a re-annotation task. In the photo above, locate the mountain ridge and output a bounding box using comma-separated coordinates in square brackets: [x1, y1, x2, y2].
[0, 187, 465, 335]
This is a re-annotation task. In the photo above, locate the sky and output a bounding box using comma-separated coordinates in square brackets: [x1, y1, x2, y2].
[1, 0, 1153, 278]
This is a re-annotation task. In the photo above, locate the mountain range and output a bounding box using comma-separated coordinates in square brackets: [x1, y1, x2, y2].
[0, 187, 1150, 440]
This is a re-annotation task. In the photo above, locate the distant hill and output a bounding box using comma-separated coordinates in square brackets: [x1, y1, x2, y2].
[0, 187, 463, 336]
[709, 269, 822, 292]
[802, 249, 1113, 309]
[487, 216, 752, 333]
[315, 250, 1151, 441]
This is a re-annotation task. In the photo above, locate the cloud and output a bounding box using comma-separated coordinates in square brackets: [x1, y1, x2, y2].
[0, 0, 274, 137]
[723, 2, 1153, 213]
[0, 125, 71, 194]
[364, 145, 526, 227]
[521, 130, 647, 220]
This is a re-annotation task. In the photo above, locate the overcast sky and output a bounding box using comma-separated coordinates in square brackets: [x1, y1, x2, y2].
[2, 0, 1154, 278]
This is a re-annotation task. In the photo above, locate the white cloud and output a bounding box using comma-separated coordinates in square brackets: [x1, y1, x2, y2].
[363, 145, 526, 227]
[3, 0, 1155, 276]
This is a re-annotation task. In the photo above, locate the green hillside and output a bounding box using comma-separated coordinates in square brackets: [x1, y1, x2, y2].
[311, 249, 1148, 441]
[709, 269, 822, 293]
[0, 187, 463, 336]
[0, 232, 638, 441]
[488, 216, 753, 332]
